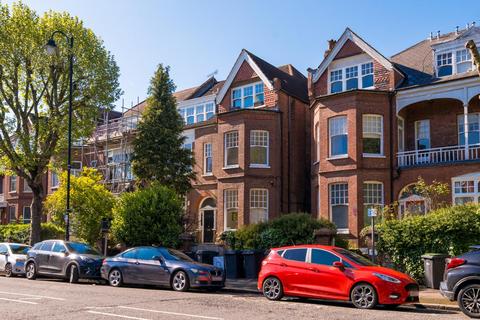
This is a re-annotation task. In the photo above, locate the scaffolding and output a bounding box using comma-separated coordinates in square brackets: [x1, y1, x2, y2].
[79, 102, 143, 195]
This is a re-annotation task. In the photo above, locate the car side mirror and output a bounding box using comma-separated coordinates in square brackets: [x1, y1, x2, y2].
[153, 256, 165, 265]
[333, 261, 345, 271]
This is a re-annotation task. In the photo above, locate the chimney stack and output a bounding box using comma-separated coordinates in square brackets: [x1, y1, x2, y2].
[473, 21, 476, 27]
[324, 39, 337, 58]
[467, 23, 470, 29]
[456, 26, 459, 34]
[436, 30, 440, 39]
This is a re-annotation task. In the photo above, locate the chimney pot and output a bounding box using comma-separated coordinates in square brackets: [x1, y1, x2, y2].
[437, 30, 440, 39]
[467, 23, 470, 29]
[324, 39, 337, 58]
[456, 26, 459, 34]
[473, 21, 476, 27]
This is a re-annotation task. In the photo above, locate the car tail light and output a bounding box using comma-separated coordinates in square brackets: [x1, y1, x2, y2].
[446, 258, 465, 269]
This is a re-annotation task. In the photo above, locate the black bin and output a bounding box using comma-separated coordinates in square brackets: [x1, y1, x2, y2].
[196, 250, 218, 265]
[421, 253, 449, 289]
[224, 250, 243, 279]
[242, 250, 265, 279]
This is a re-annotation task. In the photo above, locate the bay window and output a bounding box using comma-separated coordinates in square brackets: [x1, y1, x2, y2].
[456, 49, 473, 73]
[329, 183, 349, 233]
[437, 52, 453, 77]
[345, 66, 358, 90]
[329, 116, 348, 157]
[362, 114, 383, 156]
[250, 130, 269, 167]
[231, 82, 265, 109]
[224, 131, 239, 167]
[250, 188, 268, 224]
[330, 69, 343, 93]
[224, 189, 239, 230]
[458, 113, 480, 146]
[361, 62, 374, 88]
[178, 102, 216, 125]
[452, 173, 480, 205]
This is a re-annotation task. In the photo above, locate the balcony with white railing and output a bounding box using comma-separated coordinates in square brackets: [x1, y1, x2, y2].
[397, 144, 480, 167]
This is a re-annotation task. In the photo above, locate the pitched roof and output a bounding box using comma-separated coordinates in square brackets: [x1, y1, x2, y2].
[216, 49, 308, 103]
[391, 27, 480, 88]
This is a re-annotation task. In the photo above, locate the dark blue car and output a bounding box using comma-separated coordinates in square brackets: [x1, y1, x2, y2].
[101, 246, 224, 292]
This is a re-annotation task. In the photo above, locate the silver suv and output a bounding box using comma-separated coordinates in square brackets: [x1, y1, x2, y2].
[0, 243, 30, 277]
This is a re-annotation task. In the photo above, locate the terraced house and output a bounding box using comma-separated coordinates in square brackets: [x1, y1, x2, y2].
[309, 25, 480, 244]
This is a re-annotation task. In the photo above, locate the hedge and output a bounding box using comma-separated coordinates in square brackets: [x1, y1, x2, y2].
[222, 213, 341, 250]
[0, 223, 64, 244]
[376, 204, 480, 280]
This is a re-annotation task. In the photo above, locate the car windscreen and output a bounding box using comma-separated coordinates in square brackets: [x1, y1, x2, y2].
[161, 249, 194, 262]
[334, 248, 376, 266]
[9, 244, 30, 255]
[66, 242, 100, 255]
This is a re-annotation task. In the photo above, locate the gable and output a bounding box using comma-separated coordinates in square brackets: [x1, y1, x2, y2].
[232, 61, 259, 84]
[334, 39, 364, 60]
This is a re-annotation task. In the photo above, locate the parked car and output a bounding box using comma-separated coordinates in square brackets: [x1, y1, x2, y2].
[258, 245, 419, 309]
[440, 246, 480, 318]
[25, 240, 103, 283]
[0, 243, 30, 277]
[101, 246, 224, 292]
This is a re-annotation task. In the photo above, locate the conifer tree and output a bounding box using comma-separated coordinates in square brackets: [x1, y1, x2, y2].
[132, 64, 194, 194]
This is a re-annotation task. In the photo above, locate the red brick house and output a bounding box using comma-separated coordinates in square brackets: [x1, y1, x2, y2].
[185, 50, 310, 243]
[309, 26, 480, 245]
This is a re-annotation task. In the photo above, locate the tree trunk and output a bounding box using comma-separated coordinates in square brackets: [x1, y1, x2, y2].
[29, 183, 45, 245]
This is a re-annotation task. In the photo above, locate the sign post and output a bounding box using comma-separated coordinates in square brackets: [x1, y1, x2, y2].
[367, 208, 378, 263]
[101, 218, 111, 256]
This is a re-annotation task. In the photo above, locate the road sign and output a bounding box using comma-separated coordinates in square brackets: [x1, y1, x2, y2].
[367, 208, 378, 217]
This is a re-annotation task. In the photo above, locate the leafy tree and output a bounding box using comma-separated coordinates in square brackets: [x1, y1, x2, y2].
[111, 183, 183, 247]
[413, 177, 449, 211]
[44, 168, 116, 245]
[0, 3, 121, 244]
[131, 64, 194, 195]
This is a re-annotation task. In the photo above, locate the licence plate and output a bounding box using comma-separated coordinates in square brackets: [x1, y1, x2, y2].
[409, 290, 419, 297]
[212, 276, 223, 281]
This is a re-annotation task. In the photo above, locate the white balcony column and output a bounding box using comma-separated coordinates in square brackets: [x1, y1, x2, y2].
[464, 103, 470, 160]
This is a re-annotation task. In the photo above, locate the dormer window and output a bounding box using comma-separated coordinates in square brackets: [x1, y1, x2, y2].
[231, 82, 265, 109]
[178, 102, 215, 125]
[329, 61, 374, 94]
[437, 52, 452, 77]
[436, 49, 473, 77]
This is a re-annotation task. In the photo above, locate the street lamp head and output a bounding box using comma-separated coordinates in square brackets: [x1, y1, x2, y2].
[45, 38, 58, 56]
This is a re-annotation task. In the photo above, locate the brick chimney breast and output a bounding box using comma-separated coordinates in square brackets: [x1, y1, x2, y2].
[324, 39, 337, 57]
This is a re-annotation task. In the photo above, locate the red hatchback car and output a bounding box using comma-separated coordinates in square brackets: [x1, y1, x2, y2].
[258, 245, 419, 309]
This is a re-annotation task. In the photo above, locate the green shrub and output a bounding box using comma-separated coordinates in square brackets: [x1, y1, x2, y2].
[376, 204, 480, 280]
[227, 213, 336, 250]
[111, 183, 183, 247]
[0, 223, 64, 244]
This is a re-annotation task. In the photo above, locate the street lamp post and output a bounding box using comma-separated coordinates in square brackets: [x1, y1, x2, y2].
[46, 31, 74, 241]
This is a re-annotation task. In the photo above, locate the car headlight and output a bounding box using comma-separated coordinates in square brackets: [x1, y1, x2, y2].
[191, 268, 199, 274]
[373, 273, 401, 284]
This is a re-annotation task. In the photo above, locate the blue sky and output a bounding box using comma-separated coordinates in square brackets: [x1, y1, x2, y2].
[4, 0, 480, 110]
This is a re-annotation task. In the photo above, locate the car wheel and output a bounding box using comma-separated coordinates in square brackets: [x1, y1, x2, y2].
[108, 269, 123, 287]
[4, 263, 13, 278]
[458, 284, 480, 318]
[171, 271, 190, 292]
[25, 262, 37, 280]
[351, 283, 378, 309]
[68, 264, 79, 284]
[262, 277, 284, 301]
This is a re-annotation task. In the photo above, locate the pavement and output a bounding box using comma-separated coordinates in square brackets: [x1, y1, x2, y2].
[225, 278, 460, 311]
[0, 276, 467, 320]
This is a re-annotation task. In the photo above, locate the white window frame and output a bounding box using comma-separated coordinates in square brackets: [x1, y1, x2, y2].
[249, 130, 269, 168]
[398, 116, 405, 152]
[363, 182, 384, 225]
[8, 206, 16, 223]
[51, 172, 59, 189]
[415, 120, 430, 150]
[180, 102, 215, 124]
[71, 161, 83, 176]
[224, 189, 239, 231]
[328, 61, 374, 94]
[314, 123, 320, 163]
[9, 176, 16, 193]
[329, 183, 349, 234]
[224, 131, 239, 169]
[22, 206, 31, 224]
[249, 188, 268, 224]
[457, 113, 480, 146]
[435, 49, 474, 77]
[328, 116, 348, 159]
[452, 174, 480, 205]
[362, 114, 384, 157]
[231, 81, 265, 109]
[203, 143, 213, 176]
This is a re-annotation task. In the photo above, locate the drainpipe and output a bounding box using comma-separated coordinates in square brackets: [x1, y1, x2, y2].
[389, 92, 395, 206]
[287, 95, 292, 213]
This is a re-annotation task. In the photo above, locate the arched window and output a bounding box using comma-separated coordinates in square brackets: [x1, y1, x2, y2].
[398, 184, 426, 218]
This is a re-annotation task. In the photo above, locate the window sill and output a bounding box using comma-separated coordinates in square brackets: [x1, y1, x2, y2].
[337, 228, 350, 234]
[223, 165, 240, 170]
[249, 164, 270, 169]
[202, 173, 214, 177]
[51, 186, 59, 190]
[312, 161, 320, 165]
[362, 154, 385, 158]
[326, 155, 348, 161]
[8, 191, 16, 194]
